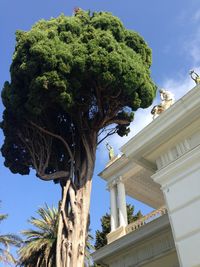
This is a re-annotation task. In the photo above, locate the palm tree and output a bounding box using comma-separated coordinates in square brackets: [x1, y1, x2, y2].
[0, 208, 21, 265]
[18, 204, 58, 267]
[18, 204, 94, 267]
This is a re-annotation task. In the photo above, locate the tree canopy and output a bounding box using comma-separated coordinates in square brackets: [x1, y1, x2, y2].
[1, 10, 156, 181]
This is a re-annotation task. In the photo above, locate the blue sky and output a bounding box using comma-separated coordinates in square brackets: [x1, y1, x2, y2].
[1, 0, 200, 264]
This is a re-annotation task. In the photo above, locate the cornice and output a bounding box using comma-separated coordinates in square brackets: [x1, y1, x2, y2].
[152, 144, 200, 188]
[121, 86, 200, 160]
[98, 154, 140, 181]
[92, 214, 170, 262]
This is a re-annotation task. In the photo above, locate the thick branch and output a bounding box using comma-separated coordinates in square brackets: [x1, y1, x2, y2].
[69, 185, 78, 224]
[37, 170, 69, 181]
[30, 121, 74, 161]
[110, 88, 122, 99]
[103, 118, 130, 128]
[60, 179, 71, 230]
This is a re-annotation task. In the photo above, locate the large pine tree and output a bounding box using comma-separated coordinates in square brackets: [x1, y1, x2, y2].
[1, 9, 156, 266]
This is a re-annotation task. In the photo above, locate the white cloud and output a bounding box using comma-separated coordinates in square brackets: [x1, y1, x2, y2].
[163, 73, 195, 100]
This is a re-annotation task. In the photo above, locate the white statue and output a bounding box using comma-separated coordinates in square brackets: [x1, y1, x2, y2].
[151, 89, 175, 119]
[159, 89, 175, 110]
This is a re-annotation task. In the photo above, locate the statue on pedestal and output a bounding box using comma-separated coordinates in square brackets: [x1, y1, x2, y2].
[106, 142, 115, 160]
[189, 70, 200, 84]
[151, 89, 175, 119]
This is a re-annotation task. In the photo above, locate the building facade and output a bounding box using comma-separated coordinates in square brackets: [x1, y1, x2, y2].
[93, 86, 200, 267]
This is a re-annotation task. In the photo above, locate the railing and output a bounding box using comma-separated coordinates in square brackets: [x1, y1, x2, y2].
[126, 206, 167, 234]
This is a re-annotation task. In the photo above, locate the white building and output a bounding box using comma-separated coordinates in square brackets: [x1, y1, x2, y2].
[92, 86, 200, 267]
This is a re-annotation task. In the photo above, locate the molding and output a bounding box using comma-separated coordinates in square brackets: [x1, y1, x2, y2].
[155, 130, 200, 170]
[98, 154, 139, 181]
[169, 194, 200, 215]
[121, 86, 200, 160]
[92, 215, 177, 266]
[92, 214, 170, 261]
[107, 226, 126, 244]
[155, 138, 190, 170]
[152, 145, 200, 187]
[176, 225, 200, 243]
[105, 154, 121, 168]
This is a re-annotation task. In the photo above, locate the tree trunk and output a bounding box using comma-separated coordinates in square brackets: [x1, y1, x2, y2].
[56, 162, 94, 267]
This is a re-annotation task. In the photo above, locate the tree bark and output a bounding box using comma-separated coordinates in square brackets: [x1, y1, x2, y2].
[56, 179, 93, 267]
[56, 140, 96, 267]
[30, 120, 97, 267]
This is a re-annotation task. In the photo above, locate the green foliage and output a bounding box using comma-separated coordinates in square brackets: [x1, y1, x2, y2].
[1, 10, 156, 182]
[0, 204, 21, 265]
[18, 204, 58, 266]
[18, 204, 93, 267]
[94, 204, 143, 250]
[85, 231, 95, 267]
[94, 213, 110, 250]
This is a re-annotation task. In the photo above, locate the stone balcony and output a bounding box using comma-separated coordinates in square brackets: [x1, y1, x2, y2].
[107, 206, 167, 244]
[92, 212, 179, 267]
[126, 206, 167, 234]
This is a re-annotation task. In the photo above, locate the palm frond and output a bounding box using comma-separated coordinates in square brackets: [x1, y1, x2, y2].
[0, 205, 21, 265]
[18, 205, 58, 267]
[0, 247, 16, 264]
[18, 204, 93, 266]
[0, 234, 21, 247]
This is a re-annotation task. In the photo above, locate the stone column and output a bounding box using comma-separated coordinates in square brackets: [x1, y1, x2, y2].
[108, 181, 118, 231]
[117, 176, 128, 227]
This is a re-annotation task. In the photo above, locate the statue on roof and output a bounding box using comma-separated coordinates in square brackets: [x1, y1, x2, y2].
[106, 142, 115, 160]
[189, 70, 200, 84]
[151, 88, 175, 119]
[159, 88, 175, 110]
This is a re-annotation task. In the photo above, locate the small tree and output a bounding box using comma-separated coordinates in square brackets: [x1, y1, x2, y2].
[95, 204, 142, 249]
[1, 10, 156, 267]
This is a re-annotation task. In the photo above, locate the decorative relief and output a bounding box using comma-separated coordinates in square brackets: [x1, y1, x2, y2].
[156, 138, 191, 170]
[115, 175, 125, 184]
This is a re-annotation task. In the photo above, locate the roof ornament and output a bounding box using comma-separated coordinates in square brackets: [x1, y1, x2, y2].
[189, 70, 200, 85]
[106, 142, 115, 160]
[151, 88, 175, 120]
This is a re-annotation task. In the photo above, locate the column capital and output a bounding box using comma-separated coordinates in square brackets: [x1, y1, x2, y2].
[116, 175, 124, 184]
[107, 179, 117, 191]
